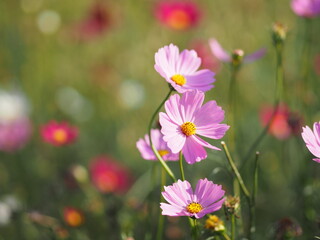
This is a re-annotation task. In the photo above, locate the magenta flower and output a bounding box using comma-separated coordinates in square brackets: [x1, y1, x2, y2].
[136, 129, 179, 161]
[159, 90, 229, 164]
[154, 44, 216, 93]
[160, 178, 225, 218]
[291, 0, 320, 18]
[301, 122, 320, 163]
[154, 1, 201, 30]
[209, 38, 266, 64]
[41, 121, 78, 146]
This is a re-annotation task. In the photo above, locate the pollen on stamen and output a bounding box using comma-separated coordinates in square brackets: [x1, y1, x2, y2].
[158, 149, 169, 157]
[181, 122, 196, 136]
[171, 74, 187, 86]
[186, 202, 203, 214]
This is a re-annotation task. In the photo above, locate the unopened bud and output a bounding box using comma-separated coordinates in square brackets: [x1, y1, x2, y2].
[205, 215, 225, 232]
[224, 195, 240, 215]
[272, 22, 287, 45]
[231, 49, 244, 66]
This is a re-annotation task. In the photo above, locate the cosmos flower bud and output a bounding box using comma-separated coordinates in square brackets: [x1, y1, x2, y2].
[205, 215, 225, 232]
[224, 195, 240, 216]
[231, 49, 245, 66]
[272, 22, 287, 46]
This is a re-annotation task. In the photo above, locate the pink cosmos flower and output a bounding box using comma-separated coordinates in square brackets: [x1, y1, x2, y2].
[41, 121, 78, 146]
[136, 129, 179, 161]
[291, 0, 320, 18]
[154, 1, 201, 30]
[89, 155, 131, 194]
[301, 122, 320, 163]
[154, 44, 216, 93]
[209, 38, 266, 64]
[160, 178, 225, 218]
[0, 118, 32, 152]
[260, 104, 303, 140]
[159, 90, 229, 164]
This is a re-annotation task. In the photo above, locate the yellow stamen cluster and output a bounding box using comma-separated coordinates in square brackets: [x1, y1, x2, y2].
[158, 150, 169, 157]
[186, 202, 203, 214]
[171, 74, 187, 86]
[181, 122, 196, 136]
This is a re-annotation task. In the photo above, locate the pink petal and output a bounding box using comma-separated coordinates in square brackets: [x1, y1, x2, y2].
[164, 94, 184, 125]
[208, 38, 231, 62]
[160, 203, 187, 217]
[182, 136, 207, 164]
[196, 198, 225, 218]
[194, 100, 225, 126]
[243, 48, 267, 63]
[184, 69, 215, 92]
[194, 179, 225, 207]
[136, 138, 156, 160]
[177, 49, 201, 75]
[192, 135, 221, 151]
[162, 180, 193, 207]
[179, 90, 204, 122]
[196, 124, 230, 139]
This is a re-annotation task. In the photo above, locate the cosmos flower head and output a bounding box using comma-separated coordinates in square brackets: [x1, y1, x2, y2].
[41, 121, 78, 146]
[260, 104, 303, 140]
[154, 44, 216, 93]
[89, 155, 131, 194]
[154, 0, 201, 30]
[136, 129, 179, 161]
[209, 38, 266, 66]
[291, 0, 320, 18]
[159, 90, 229, 164]
[160, 178, 225, 218]
[301, 122, 320, 163]
[63, 207, 84, 227]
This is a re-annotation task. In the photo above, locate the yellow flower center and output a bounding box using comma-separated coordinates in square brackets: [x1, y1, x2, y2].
[186, 202, 203, 214]
[53, 129, 68, 144]
[171, 74, 187, 86]
[181, 122, 196, 136]
[167, 10, 191, 30]
[158, 150, 169, 157]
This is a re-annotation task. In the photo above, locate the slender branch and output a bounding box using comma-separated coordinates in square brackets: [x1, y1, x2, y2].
[148, 88, 176, 182]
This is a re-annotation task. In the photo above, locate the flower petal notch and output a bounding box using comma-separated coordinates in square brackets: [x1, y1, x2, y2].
[160, 178, 225, 218]
[209, 38, 266, 65]
[154, 44, 216, 93]
[159, 90, 229, 164]
[136, 129, 179, 161]
[301, 122, 320, 163]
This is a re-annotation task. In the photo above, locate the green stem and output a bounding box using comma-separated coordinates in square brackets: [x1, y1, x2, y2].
[222, 231, 232, 240]
[179, 151, 185, 181]
[231, 214, 235, 240]
[148, 88, 176, 182]
[191, 218, 198, 240]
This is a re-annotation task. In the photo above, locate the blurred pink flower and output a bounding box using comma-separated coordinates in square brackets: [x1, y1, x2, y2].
[301, 122, 320, 163]
[159, 90, 229, 164]
[63, 207, 84, 227]
[291, 0, 320, 18]
[154, 44, 216, 93]
[260, 104, 303, 140]
[74, 3, 110, 40]
[155, 1, 201, 30]
[190, 40, 221, 73]
[136, 129, 179, 161]
[160, 178, 225, 218]
[89, 155, 131, 194]
[209, 38, 266, 64]
[41, 121, 78, 146]
[0, 118, 32, 152]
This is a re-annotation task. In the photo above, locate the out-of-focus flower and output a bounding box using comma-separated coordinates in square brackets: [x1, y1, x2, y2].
[89, 155, 131, 194]
[260, 104, 303, 140]
[205, 215, 225, 232]
[0, 202, 11, 226]
[273, 218, 302, 240]
[154, 1, 201, 30]
[0, 90, 32, 152]
[70, 165, 88, 184]
[301, 122, 320, 163]
[209, 38, 266, 66]
[37, 10, 61, 35]
[159, 90, 229, 164]
[118, 80, 145, 110]
[41, 121, 78, 146]
[160, 179, 225, 218]
[136, 129, 179, 161]
[190, 40, 221, 73]
[73, 3, 110, 40]
[155, 44, 216, 93]
[63, 207, 84, 227]
[291, 0, 320, 18]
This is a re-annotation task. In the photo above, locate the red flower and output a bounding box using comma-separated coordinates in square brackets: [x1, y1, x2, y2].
[89, 155, 131, 194]
[41, 121, 78, 146]
[155, 1, 201, 30]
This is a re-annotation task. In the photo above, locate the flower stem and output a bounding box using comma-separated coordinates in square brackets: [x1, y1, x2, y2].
[148, 88, 176, 182]
[191, 218, 198, 240]
[156, 168, 166, 240]
[222, 231, 231, 240]
[179, 151, 185, 181]
[231, 214, 235, 240]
